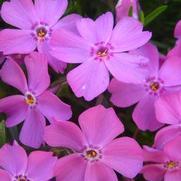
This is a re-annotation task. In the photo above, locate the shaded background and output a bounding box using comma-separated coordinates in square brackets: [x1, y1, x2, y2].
[0, 0, 181, 180]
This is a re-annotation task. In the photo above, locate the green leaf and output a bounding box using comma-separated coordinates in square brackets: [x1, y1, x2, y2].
[144, 5, 168, 26]
[128, 6, 133, 17]
[139, 10, 145, 24]
[0, 121, 6, 146]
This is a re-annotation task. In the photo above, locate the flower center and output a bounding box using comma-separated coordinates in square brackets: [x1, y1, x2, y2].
[36, 27, 47, 39]
[86, 150, 98, 158]
[96, 47, 109, 58]
[91, 42, 114, 61]
[32, 23, 52, 41]
[82, 147, 102, 162]
[149, 82, 160, 92]
[14, 175, 30, 181]
[164, 161, 179, 170]
[25, 92, 36, 106]
[144, 77, 164, 96]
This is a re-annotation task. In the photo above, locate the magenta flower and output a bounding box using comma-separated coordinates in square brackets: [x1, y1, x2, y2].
[44, 105, 143, 180]
[0, 52, 72, 148]
[50, 12, 151, 101]
[142, 136, 181, 181]
[167, 20, 181, 58]
[0, 0, 80, 73]
[109, 43, 181, 131]
[0, 141, 57, 181]
[153, 125, 181, 150]
[174, 20, 181, 39]
[116, 0, 139, 21]
[155, 91, 181, 125]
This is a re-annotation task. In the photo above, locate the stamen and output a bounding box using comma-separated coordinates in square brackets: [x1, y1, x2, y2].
[149, 82, 160, 92]
[96, 47, 109, 58]
[91, 42, 114, 61]
[25, 92, 36, 106]
[14, 175, 30, 181]
[164, 161, 179, 169]
[82, 147, 102, 162]
[86, 150, 98, 158]
[36, 27, 47, 39]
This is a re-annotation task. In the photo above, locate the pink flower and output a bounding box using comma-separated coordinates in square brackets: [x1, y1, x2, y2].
[116, 0, 139, 21]
[174, 20, 181, 39]
[153, 125, 181, 150]
[50, 12, 151, 101]
[142, 136, 181, 181]
[0, 52, 72, 148]
[155, 91, 181, 125]
[109, 43, 181, 131]
[0, 141, 57, 181]
[44, 105, 143, 180]
[0, 0, 80, 73]
[167, 20, 181, 58]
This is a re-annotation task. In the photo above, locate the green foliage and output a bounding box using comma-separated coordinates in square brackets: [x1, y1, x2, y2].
[144, 5, 168, 26]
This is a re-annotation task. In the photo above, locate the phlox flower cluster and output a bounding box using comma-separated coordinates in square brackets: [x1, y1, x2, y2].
[0, 0, 180, 181]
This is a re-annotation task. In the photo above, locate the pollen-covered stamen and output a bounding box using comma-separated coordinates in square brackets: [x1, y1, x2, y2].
[91, 42, 114, 61]
[32, 23, 52, 41]
[144, 77, 164, 96]
[36, 27, 47, 39]
[14, 175, 31, 181]
[150, 82, 160, 92]
[82, 146, 102, 162]
[164, 161, 179, 170]
[96, 47, 109, 58]
[86, 150, 98, 158]
[25, 92, 37, 106]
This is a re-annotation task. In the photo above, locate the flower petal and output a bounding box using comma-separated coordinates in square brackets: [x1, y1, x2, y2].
[154, 125, 181, 149]
[130, 43, 160, 75]
[142, 164, 165, 181]
[167, 40, 181, 57]
[111, 17, 151, 52]
[164, 136, 181, 161]
[37, 41, 67, 73]
[50, 29, 91, 63]
[1, 0, 37, 29]
[0, 95, 28, 127]
[44, 121, 86, 151]
[85, 162, 118, 181]
[174, 20, 181, 38]
[95, 12, 114, 43]
[26, 151, 57, 180]
[109, 78, 146, 107]
[79, 105, 124, 147]
[102, 137, 143, 178]
[24, 52, 50, 95]
[155, 92, 181, 125]
[37, 91, 72, 121]
[0, 142, 28, 176]
[53, 14, 81, 32]
[165, 169, 181, 181]
[55, 154, 87, 181]
[20, 108, 46, 148]
[34, 0, 68, 26]
[0, 29, 36, 54]
[133, 95, 164, 131]
[67, 59, 109, 101]
[76, 18, 96, 43]
[143, 146, 168, 163]
[0, 169, 11, 181]
[159, 56, 181, 87]
[48, 55, 67, 73]
[0, 58, 28, 94]
[105, 53, 149, 84]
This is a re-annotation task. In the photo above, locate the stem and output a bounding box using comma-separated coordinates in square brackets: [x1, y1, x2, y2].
[133, 128, 139, 139]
